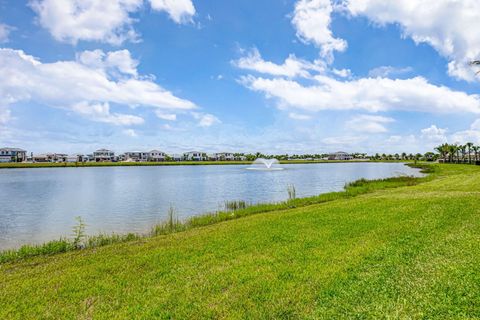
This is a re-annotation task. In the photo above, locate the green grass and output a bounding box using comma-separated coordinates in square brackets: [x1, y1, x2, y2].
[1, 163, 479, 318]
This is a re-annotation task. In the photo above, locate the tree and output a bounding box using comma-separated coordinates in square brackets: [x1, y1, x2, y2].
[435, 143, 449, 162]
[473, 146, 479, 163]
[447, 144, 457, 163]
[466, 142, 474, 164]
[459, 145, 467, 163]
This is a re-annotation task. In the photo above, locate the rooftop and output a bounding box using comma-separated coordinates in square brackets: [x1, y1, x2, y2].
[0, 147, 26, 152]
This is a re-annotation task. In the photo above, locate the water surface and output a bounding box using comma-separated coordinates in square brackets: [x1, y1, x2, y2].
[0, 162, 422, 249]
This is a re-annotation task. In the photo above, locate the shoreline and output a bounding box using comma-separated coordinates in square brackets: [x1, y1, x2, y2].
[0, 159, 411, 169]
[0, 163, 431, 263]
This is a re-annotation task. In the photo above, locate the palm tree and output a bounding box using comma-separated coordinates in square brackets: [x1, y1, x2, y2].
[474, 146, 480, 163]
[447, 144, 457, 163]
[435, 143, 449, 162]
[466, 142, 474, 164]
[460, 145, 467, 163]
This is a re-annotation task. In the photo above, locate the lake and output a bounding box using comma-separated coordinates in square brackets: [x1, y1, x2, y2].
[0, 162, 423, 250]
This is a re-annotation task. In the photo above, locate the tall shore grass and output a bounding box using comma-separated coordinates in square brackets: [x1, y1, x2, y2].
[0, 163, 433, 264]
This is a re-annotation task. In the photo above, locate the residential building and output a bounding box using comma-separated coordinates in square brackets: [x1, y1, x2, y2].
[123, 151, 149, 162]
[93, 149, 116, 162]
[170, 154, 182, 161]
[52, 153, 68, 162]
[148, 150, 166, 161]
[328, 151, 353, 161]
[215, 152, 235, 161]
[66, 154, 86, 162]
[32, 154, 49, 162]
[184, 151, 206, 161]
[31, 153, 66, 163]
[207, 153, 218, 161]
[0, 148, 27, 163]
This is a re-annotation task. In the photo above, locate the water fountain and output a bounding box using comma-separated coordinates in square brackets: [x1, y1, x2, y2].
[246, 158, 284, 171]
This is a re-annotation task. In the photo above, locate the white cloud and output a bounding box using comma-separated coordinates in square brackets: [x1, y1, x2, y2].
[233, 48, 325, 78]
[30, 0, 195, 45]
[332, 68, 351, 78]
[322, 135, 366, 146]
[0, 23, 13, 43]
[420, 125, 447, 142]
[77, 49, 139, 77]
[368, 66, 413, 78]
[0, 48, 195, 125]
[418, 122, 480, 147]
[288, 112, 311, 120]
[449, 120, 480, 144]
[123, 128, 138, 137]
[0, 107, 11, 124]
[192, 112, 221, 127]
[292, 0, 347, 61]
[72, 102, 144, 125]
[241, 75, 480, 114]
[30, 0, 143, 45]
[148, 0, 195, 24]
[471, 119, 480, 131]
[155, 111, 177, 121]
[345, 114, 394, 133]
[345, 0, 480, 81]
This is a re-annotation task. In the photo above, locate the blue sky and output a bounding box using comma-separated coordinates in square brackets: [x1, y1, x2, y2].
[1, 0, 480, 155]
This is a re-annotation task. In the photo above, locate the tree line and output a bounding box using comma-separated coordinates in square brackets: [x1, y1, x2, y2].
[435, 143, 479, 164]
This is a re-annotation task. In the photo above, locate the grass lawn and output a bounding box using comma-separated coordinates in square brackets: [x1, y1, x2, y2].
[1, 164, 479, 319]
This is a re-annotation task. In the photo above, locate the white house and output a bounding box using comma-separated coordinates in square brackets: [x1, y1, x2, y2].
[328, 151, 353, 161]
[148, 150, 166, 161]
[207, 153, 218, 161]
[31, 153, 67, 162]
[184, 151, 206, 161]
[215, 152, 235, 161]
[123, 151, 149, 162]
[66, 154, 86, 162]
[0, 148, 27, 163]
[170, 154, 183, 161]
[93, 149, 115, 162]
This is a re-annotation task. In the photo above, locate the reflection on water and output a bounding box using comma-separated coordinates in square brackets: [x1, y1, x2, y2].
[0, 163, 422, 249]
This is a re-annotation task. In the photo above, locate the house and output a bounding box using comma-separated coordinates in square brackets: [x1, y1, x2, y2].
[183, 151, 206, 161]
[170, 154, 183, 161]
[0, 148, 27, 163]
[148, 150, 166, 162]
[93, 149, 116, 162]
[66, 154, 86, 162]
[52, 153, 68, 162]
[123, 151, 149, 162]
[33, 153, 67, 162]
[32, 154, 50, 162]
[207, 153, 218, 161]
[215, 152, 235, 161]
[328, 151, 353, 161]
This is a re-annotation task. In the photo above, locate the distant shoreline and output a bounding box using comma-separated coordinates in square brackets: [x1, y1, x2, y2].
[0, 159, 407, 169]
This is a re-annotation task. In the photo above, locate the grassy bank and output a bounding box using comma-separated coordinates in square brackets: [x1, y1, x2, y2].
[2, 163, 480, 318]
[0, 159, 382, 169]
